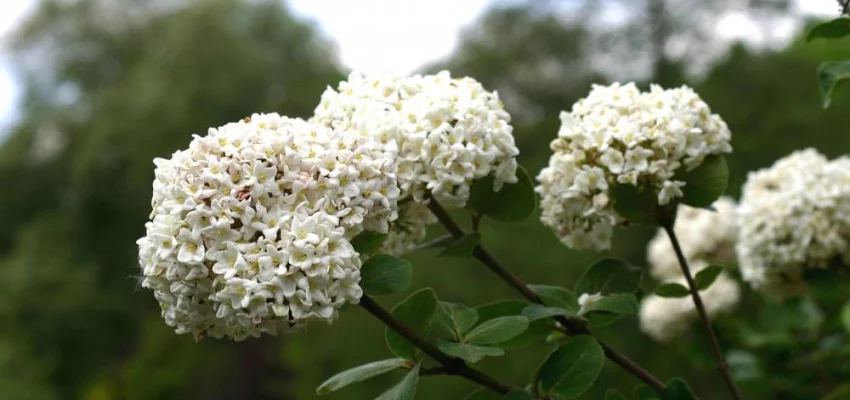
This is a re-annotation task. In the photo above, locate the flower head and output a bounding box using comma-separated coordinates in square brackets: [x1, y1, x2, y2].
[137, 113, 399, 340]
[536, 82, 732, 250]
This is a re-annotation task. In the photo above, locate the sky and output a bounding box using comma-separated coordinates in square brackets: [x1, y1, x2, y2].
[0, 0, 841, 132]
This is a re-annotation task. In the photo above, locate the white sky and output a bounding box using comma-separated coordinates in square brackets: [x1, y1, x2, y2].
[0, 0, 841, 132]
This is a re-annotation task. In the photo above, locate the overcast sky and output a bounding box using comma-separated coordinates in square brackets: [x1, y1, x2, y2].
[0, 0, 839, 133]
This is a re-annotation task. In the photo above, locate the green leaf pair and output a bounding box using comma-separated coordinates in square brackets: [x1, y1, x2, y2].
[435, 300, 531, 363]
[466, 166, 536, 223]
[316, 359, 423, 399]
[655, 265, 723, 298]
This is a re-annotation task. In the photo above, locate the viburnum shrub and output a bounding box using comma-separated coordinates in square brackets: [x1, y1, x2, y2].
[136, 15, 850, 395]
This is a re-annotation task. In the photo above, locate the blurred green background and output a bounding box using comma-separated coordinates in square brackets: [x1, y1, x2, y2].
[1, 0, 848, 399]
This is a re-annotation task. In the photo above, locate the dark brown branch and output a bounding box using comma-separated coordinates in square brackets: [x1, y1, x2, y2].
[662, 223, 742, 400]
[426, 199, 667, 393]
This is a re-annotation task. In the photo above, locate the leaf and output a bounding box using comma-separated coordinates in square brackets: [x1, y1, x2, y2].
[504, 391, 535, 400]
[727, 350, 763, 382]
[661, 378, 697, 400]
[575, 258, 642, 296]
[605, 389, 628, 400]
[841, 301, 850, 334]
[677, 155, 728, 208]
[466, 166, 536, 223]
[438, 340, 504, 363]
[350, 231, 387, 255]
[807, 18, 850, 42]
[522, 304, 577, 321]
[609, 183, 659, 225]
[583, 293, 638, 315]
[818, 60, 850, 108]
[386, 288, 438, 360]
[316, 358, 408, 395]
[693, 265, 723, 291]
[823, 384, 850, 400]
[634, 385, 661, 400]
[434, 301, 479, 339]
[536, 335, 605, 399]
[655, 283, 690, 298]
[438, 233, 481, 258]
[465, 316, 530, 345]
[528, 284, 579, 311]
[476, 300, 553, 349]
[376, 362, 420, 400]
[360, 254, 412, 295]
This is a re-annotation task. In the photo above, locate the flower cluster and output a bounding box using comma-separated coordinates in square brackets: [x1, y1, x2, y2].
[137, 113, 400, 340]
[640, 198, 741, 341]
[312, 71, 520, 252]
[647, 197, 738, 279]
[379, 202, 437, 256]
[736, 149, 850, 295]
[639, 270, 741, 341]
[535, 82, 732, 250]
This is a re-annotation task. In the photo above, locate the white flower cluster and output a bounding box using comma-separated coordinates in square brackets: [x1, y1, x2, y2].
[137, 113, 400, 340]
[379, 202, 437, 256]
[535, 82, 732, 250]
[647, 197, 738, 279]
[639, 270, 740, 341]
[640, 198, 741, 341]
[736, 149, 850, 295]
[313, 71, 519, 208]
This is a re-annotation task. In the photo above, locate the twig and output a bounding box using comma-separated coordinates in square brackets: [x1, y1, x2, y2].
[358, 295, 525, 396]
[426, 199, 667, 393]
[662, 223, 743, 400]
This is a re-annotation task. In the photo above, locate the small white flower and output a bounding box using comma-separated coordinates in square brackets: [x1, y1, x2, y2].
[577, 292, 604, 316]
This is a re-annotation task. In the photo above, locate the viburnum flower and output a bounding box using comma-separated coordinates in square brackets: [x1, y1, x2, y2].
[639, 266, 740, 341]
[137, 113, 399, 340]
[378, 202, 437, 256]
[535, 82, 732, 250]
[736, 149, 850, 295]
[647, 197, 738, 280]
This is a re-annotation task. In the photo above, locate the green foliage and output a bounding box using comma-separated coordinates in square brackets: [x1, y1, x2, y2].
[676, 155, 729, 208]
[655, 283, 691, 298]
[823, 384, 850, 400]
[386, 289, 439, 360]
[610, 184, 661, 225]
[504, 391, 535, 400]
[535, 335, 605, 399]
[316, 358, 409, 395]
[807, 18, 850, 42]
[693, 265, 723, 291]
[439, 234, 482, 258]
[818, 60, 850, 108]
[528, 285, 579, 311]
[634, 385, 661, 400]
[606, 389, 628, 400]
[661, 378, 697, 400]
[475, 300, 553, 349]
[438, 341, 505, 363]
[465, 316, 530, 345]
[842, 302, 850, 334]
[361, 254, 414, 296]
[522, 304, 577, 321]
[466, 166, 536, 223]
[575, 259, 642, 296]
[350, 231, 388, 256]
[582, 294, 639, 316]
[376, 363, 420, 400]
[435, 301, 480, 339]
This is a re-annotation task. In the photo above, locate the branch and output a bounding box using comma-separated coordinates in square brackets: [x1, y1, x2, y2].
[662, 223, 742, 400]
[426, 199, 667, 393]
[358, 295, 525, 396]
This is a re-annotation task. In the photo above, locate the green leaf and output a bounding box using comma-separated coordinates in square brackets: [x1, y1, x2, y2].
[661, 378, 697, 400]
[634, 385, 661, 400]
[466, 166, 536, 223]
[376, 362, 420, 400]
[536, 335, 605, 399]
[504, 391, 535, 400]
[476, 300, 553, 349]
[438, 233, 481, 258]
[677, 155, 728, 208]
[840, 301, 850, 334]
[522, 304, 577, 321]
[605, 389, 628, 400]
[575, 258, 642, 296]
[727, 350, 763, 382]
[818, 60, 850, 108]
[609, 183, 659, 225]
[434, 301, 479, 339]
[583, 293, 638, 315]
[807, 18, 850, 42]
[823, 384, 850, 400]
[361, 254, 412, 295]
[386, 288, 438, 360]
[655, 283, 690, 298]
[465, 316, 529, 345]
[438, 340, 504, 363]
[693, 265, 723, 291]
[316, 358, 408, 395]
[528, 284, 579, 311]
[350, 231, 387, 255]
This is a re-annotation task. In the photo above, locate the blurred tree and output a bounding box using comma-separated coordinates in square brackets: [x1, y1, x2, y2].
[0, 0, 342, 398]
